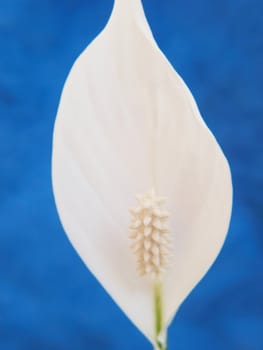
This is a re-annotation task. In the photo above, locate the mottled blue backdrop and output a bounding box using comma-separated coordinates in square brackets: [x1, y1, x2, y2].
[0, 0, 262, 349]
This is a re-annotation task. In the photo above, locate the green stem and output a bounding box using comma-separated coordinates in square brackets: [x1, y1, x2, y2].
[154, 282, 167, 350]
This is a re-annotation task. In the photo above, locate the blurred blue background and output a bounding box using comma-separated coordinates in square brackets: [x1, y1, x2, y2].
[0, 0, 262, 349]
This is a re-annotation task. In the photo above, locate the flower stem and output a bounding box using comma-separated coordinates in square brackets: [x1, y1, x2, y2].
[154, 282, 167, 350]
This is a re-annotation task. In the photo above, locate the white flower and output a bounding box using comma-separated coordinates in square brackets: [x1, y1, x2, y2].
[52, 0, 232, 349]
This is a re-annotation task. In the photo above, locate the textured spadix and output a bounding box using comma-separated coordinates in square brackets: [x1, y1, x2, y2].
[129, 189, 173, 279]
[52, 0, 232, 344]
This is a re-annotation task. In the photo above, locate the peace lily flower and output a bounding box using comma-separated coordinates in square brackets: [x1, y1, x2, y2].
[52, 0, 232, 349]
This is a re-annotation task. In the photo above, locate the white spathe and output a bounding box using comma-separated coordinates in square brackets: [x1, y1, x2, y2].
[52, 0, 232, 344]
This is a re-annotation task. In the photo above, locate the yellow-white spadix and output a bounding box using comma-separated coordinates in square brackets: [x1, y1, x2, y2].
[52, 1, 232, 349]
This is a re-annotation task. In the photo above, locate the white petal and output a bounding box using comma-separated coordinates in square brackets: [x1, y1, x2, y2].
[52, 0, 232, 344]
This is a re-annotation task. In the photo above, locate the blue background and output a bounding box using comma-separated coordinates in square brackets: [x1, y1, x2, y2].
[0, 0, 262, 349]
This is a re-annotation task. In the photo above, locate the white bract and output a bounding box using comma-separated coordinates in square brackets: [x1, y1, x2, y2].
[52, 0, 232, 348]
